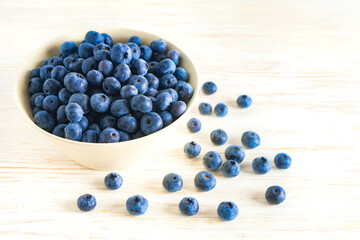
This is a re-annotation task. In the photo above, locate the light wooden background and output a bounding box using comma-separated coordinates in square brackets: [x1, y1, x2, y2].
[1, 0, 360, 239]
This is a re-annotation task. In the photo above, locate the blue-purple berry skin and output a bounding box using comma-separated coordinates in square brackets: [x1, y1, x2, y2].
[34, 110, 56, 132]
[221, 160, 240, 178]
[210, 129, 228, 146]
[104, 172, 123, 190]
[128, 35, 141, 46]
[140, 45, 152, 61]
[129, 75, 149, 94]
[110, 43, 132, 65]
[78, 43, 95, 59]
[98, 60, 114, 77]
[81, 130, 97, 143]
[252, 157, 271, 174]
[274, 153, 291, 169]
[166, 49, 180, 66]
[85, 30, 104, 45]
[175, 81, 193, 102]
[68, 93, 90, 114]
[202, 81, 217, 95]
[187, 118, 201, 133]
[43, 78, 62, 95]
[203, 151, 222, 171]
[99, 115, 117, 130]
[130, 94, 153, 113]
[140, 112, 163, 135]
[179, 197, 199, 216]
[131, 59, 149, 76]
[42, 95, 60, 112]
[225, 145, 245, 163]
[237, 95, 252, 108]
[214, 103, 228, 117]
[217, 201, 238, 221]
[162, 173, 183, 193]
[28, 78, 44, 95]
[170, 101, 187, 118]
[90, 93, 111, 113]
[173, 67, 188, 82]
[101, 33, 113, 47]
[241, 131, 261, 149]
[64, 72, 88, 93]
[117, 115, 138, 133]
[110, 99, 130, 118]
[65, 103, 84, 122]
[198, 103, 212, 115]
[159, 111, 173, 127]
[265, 186, 286, 205]
[81, 57, 97, 75]
[156, 59, 176, 77]
[113, 63, 131, 84]
[127, 42, 141, 61]
[194, 171, 216, 192]
[60, 41, 78, 57]
[99, 127, 120, 143]
[64, 123, 83, 141]
[150, 39, 167, 53]
[53, 124, 67, 138]
[102, 77, 121, 96]
[184, 141, 201, 158]
[77, 194, 97, 212]
[120, 85, 138, 99]
[126, 195, 148, 216]
[56, 105, 68, 124]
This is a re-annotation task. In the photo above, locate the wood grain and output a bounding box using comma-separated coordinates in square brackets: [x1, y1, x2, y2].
[0, 0, 360, 239]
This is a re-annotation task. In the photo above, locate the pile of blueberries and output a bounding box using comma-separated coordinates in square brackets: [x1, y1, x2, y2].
[77, 82, 291, 221]
[28, 30, 193, 142]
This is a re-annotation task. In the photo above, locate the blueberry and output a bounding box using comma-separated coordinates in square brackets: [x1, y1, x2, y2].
[85, 30, 104, 45]
[140, 112, 163, 135]
[112, 64, 130, 84]
[156, 59, 176, 77]
[131, 130, 144, 140]
[120, 85, 138, 99]
[58, 88, 71, 104]
[88, 123, 101, 136]
[162, 173, 183, 192]
[187, 118, 201, 133]
[117, 115, 138, 133]
[179, 197, 199, 216]
[102, 77, 121, 96]
[152, 53, 166, 62]
[237, 95, 252, 108]
[104, 172, 123, 190]
[221, 160, 240, 178]
[99, 127, 120, 143]
[170, 101, 187, 118]
[65, 103, 84, 122]
[47, 56, 63, 66]
[78, 117, 89, 131]
[64, 122, 82, 141]
[147, 61, 158, 74]
[63, 56, 75, 70]
[129, 75, 148, 94]
[32, 107, 42, 116]
[144, 73, 159, 89]
[81, 57, 97, 75]
[30, 93, 45, 108]
[155, 92, 172, 111]
[98, 60, 114, 77]
[99, 115, 117, 130]
[60, 41, 77, 57]
[214, 103, 228, 117]
[68, 93, 90, 113]
[159, 111, 173, 127]
[51, 65, 69, 83]
[150, 39, 167, 53]
[41, 58, 50, 67]
[86, 70, 104, 87]
[194, 171, 216, 192]
[118, 130, 131, 142]
[127, 42, 141, 61]
[56, 105, 68, 123]
[241, 131, 260, 149]
[139, 45, 152, 61]
[90, 93, 110, 113]
[93, 43, 111, 54]
[110, 99, 130, 117]
[77, 193, 96, 212]
[175, 81, 193, 102]
[203, 151, 222, 171]
[128, 35, 141, 46]
[217, 201, 238, 221]
[265, 186, 286, 205]
[43, 78, 62, 95]
[101, 33, 113, 47]
[34, 110, 55, 132]
[111, 43, 132, 65]
[34, 94, 46, 108]
[68, 58, 84, 72]
[184, 141, 201, 158]
[144, 88, 158, 98]
[210, 129, 228, 145]
[28, 77, 43, 94]
[166, 50, 180, 66]
[274, 153, 291, 169]
[198, 103, 212, 115]
[30, 67, 40, 78]
[81, 130, 97, 143]
[93, 49, 110, 62]
[42, 95, 60, 112]
[173, 67, 188, 82]
[130, 95, 152, 113]
[252, 157, 271, 174]
[131, 59, 148, 76]
[126, 195, 148, 216]
[225, 145, 245, 163]
[202, 81, 217, 95]
[64, 72, 88, 93]
[160, 88, 178, 102]
[78, 43, 95, 58]
[53, 124, 67, 138]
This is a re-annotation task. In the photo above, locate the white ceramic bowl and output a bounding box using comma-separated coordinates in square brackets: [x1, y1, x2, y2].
[14, 28, 199, 170]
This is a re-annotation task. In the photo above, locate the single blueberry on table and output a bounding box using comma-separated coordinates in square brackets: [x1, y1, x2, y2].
[131, 59, 149, 76]
[90, 93, 111, 113]
[210, 129, 228, 145]
[65, 103, 84, 122]
[274, 153, 292, 169]
[128, 35, 141, 46]
[110, 43, 132, 65]
[120, 85, 138, 99]
[175, 81, 193, 102]
[68, 93, 90, 114]
[104, 172, 123, 190]
[129, 75, 149, 94]
[77, 193, 96, 212]
[203, 151, 222, 171]
[147, 61, 158, 74]
[140, 45, 152, 61]
[110, 99, 130, 118]
[130, 94, 152, 113]
[184, 141, 201, 158]
[101, 33, 113, 47]
[187, 118, 201, 133]
[40, 65, 55, 80]
[43, 78, 62, 95]
[51, 65, 69, 83]
[217, 201, 239, 221]
[170, 101, 187, 118]
[68, 58, 84, 73]
[126, 195, 148, 216]
[155, 92, 172, 111]
[145, 73, 159, 89]
[113, 63, 131, 84]
[64, 72, 88, 93]
[60, 41, 77, 57]
[166, 49, 180, 66]
[150, 39, 167, 53]
[162, 173, 183, 192]
[99, 127, 120, 143]
[140, 112, 163, 135]
[214, 103, 228, 117]
[64, 123, 83, 141]
[241, 131, 261, 149]
[117, 115, 138, 133]
[265, 186, 286, 205]
[99, 115, 117, 130]
[194, 171, 216, 192]
[53, 124, 67, 138]
[28, 77, 43, 95]
[179, 197, 199, 216]
[81, 130, 97, 143]
[221, 160, 240, 178]
[98, 60, 114, 77]
[86, 69, 104, 87]
[85, 30, 104, 45]
[225, 145, 245, 163]
[173, 67, 188, 82]
[237, 95, 252, 108]
[42, 95, 60, 112]
[78, 43, 95, 59]
[126, 42, 141, 61]
[159, 111, 173, 127]
[78, 117, 89, 131]
[198, 103, 212, 115]
[202, 81, 217, 95]
[252, 156, 271, 174]
[58, 88, 71, 105]
[102, 77, 121, 96]
[156, 59, 176, 77]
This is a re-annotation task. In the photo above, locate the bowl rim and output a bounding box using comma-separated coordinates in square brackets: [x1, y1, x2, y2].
[13, 28, 199, 146]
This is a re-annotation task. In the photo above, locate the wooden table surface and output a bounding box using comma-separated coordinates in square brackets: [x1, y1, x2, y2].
[1, 0, 360, 239]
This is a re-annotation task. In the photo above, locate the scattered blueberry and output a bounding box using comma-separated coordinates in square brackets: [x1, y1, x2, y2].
[104, 172, 123, 190]
[179, 197, 199, 216]
[198, 103, 212, 115]
[194, 171, 216, 192]
[202, 81, 217, 95]
[184, 141, 201, 158]
[237, 95, 252, 108]
[210, 129, 228, 145]
[126, 195, 148, 216]
[77, 193, 96, 212]
[225, 145, 245, 163]
[252, 156, 271, 174]
[187, 118, 201, 133]
[221, 160, 240, 178]
[214, 103, 228, 117]
[241, 131, 261, 149]
[274, 153, 292, 169]
[265, 186, 286, 205]
[162, 173, 183, 192]
[217, 201, 238, 221]
[203, 151, 222, 170]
